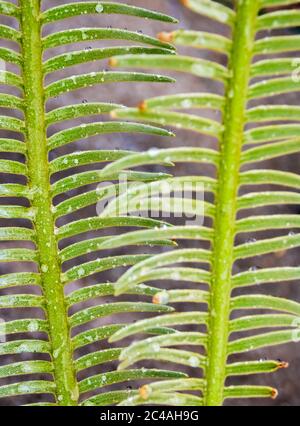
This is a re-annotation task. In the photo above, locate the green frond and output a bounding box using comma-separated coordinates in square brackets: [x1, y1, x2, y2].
[2, 0, 300, 407]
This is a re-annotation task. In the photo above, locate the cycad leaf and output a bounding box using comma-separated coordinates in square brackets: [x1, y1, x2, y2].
[106, 0, 300, 407]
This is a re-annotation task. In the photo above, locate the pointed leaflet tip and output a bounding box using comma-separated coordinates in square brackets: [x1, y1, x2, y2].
[271, 388, 278, 400]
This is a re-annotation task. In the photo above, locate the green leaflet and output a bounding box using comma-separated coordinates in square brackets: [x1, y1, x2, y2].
[45, 72, 175, 99]
[79, 369, 186, 396]
[2, 0, 300, 408]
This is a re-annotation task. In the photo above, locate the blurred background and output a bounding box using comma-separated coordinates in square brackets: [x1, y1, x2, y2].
[1, 0, 300, 406]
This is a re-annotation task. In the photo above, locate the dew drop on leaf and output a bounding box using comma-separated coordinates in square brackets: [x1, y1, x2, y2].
[171, 272, 180, 280]
[78, 267, 85, 277]
[181, 99, 192, 108]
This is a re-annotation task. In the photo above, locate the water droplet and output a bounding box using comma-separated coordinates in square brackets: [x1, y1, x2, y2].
[152, 343, 160, 352]
[53, 348, 61, 359]
[78, 267, 85, 277]
[189, 356, 200, 367]
[171, 272, 180, 280]
[155, 291, 170, 305]
[28, 320, 39, 332]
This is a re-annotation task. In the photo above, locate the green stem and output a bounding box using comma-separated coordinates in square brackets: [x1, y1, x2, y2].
[19, 0, 78, 405]
[204, 0, 259, 406]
